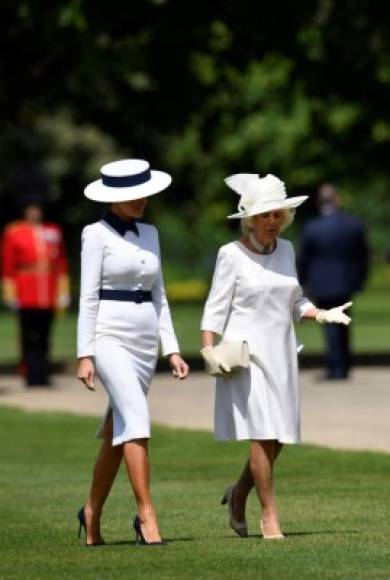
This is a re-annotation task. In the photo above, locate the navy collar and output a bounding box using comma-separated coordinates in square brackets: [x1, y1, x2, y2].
[103, 211, 139, 237]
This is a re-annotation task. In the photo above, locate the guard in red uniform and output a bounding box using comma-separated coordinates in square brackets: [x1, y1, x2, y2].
[1, 197, 70, 386]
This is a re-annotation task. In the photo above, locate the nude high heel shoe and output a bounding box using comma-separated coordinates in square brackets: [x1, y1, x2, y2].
[221, 485, 248, 538]
[260, 519, 284, 540]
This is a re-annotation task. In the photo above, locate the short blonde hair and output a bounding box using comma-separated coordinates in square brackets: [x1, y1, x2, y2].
[240, 208, 295, 236]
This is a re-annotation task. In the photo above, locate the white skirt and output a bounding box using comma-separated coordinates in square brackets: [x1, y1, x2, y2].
[94, 300, 159, 446]
[214, 359, 300, 444]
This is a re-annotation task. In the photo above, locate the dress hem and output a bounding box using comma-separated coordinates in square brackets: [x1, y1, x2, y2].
[110, 432, 151, 446]
[96, 408, 151, 446]
[214, 434, 300, 444]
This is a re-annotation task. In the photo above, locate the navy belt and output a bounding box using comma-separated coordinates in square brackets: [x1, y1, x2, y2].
[99, 289, 152, 303]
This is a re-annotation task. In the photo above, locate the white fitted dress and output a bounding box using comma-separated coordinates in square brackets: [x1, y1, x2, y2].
[201, 239, 314, 443]
[77, 217, 179, 446]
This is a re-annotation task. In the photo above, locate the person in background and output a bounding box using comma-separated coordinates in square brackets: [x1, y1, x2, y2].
[1, 194, 70, 386]
[298, 183, 369, 380]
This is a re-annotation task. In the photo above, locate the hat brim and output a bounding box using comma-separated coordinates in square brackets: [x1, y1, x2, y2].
[227, 195, 308, 219]
[84, 170, 172, 202]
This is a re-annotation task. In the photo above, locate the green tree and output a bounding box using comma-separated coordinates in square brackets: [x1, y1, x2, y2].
[1, 1, 390, 280]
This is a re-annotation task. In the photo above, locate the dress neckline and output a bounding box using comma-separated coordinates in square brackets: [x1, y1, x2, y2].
[235, 239, 278, 258]
[103, 211, 139, 237]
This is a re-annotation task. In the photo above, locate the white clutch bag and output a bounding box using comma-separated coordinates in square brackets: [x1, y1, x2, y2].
[212, 340, 250, 376]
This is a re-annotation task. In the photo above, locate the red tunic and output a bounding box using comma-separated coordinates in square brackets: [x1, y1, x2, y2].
[2, 221, 68, 308]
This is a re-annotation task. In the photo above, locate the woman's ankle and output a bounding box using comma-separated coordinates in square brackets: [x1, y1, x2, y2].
[233, 483, 250, 505]
[85, 501, 103, 517]
[261, 506, 280, 525]
[138, 505, 157, 522]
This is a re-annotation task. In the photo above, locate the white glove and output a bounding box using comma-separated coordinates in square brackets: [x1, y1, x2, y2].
[315, 302, 353, 325]
[200, 346, 231, 376]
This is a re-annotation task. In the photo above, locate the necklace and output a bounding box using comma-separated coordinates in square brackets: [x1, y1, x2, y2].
[248, 232, 276, 255]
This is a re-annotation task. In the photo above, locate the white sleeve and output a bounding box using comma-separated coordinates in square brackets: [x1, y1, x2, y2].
[152, 232, 180, 357]
[289, 242, 315, 321]
[293, 288, 315, 321]
[201, 247, 236, 335]
[77, 225, 104, 358]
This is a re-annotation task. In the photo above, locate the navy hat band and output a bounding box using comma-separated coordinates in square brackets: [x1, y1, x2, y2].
[101, 168, 151, 188]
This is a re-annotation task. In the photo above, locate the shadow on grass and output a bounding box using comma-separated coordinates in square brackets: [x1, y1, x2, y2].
[241, 529, 361, 539]
[284, 529, 360, 537]
[107, 537, 194, 546]
[219, 529, 361, 540]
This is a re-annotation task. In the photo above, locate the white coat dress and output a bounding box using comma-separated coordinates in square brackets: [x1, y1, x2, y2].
[201, 239, 314, 443]
[77, 214, 179, 446]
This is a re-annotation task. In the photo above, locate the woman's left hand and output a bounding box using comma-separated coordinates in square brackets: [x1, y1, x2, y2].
[315, 302, 353, 325]
[168, 353, 189, 380]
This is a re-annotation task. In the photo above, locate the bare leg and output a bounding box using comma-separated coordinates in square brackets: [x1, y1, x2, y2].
[250, 440, 283, 536]
[123, 438, 161, 543]
[232, 440, 283, 523]
[232, 461, 254, 522]
[84, 413, 123, 545]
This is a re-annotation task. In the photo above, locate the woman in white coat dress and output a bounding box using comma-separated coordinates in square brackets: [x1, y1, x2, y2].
[77, 159, 189, 546]
[201, 174, 352, 540]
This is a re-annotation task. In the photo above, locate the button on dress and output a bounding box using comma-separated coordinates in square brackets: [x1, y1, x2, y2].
[201, 239, 314, 443]
[77, 218, 179, 445]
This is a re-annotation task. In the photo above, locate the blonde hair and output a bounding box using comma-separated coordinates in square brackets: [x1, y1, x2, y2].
[240, 208, 295, 236]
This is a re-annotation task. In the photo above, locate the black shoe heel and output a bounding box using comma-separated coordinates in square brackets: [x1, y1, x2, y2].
[77, 507, 86, 538]
[132, 516, 166, 546]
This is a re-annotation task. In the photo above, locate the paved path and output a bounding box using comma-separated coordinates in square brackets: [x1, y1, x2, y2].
[0, 368, 389, 453]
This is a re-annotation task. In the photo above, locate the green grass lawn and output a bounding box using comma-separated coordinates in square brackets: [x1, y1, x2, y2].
[0, 408, 389, 579]
[0, 289, 389, 363]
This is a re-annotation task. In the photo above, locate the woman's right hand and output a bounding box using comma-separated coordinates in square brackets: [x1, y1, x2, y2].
[77, 357, 95, 391]
[200, 345, 231, 376]
[201, 330, 229, 376]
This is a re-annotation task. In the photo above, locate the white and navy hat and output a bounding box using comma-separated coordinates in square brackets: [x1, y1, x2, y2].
[226, 173, 308, 219]
[84, 159, 172, 202]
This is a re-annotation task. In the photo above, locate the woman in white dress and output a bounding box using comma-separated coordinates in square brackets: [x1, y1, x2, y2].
[201, 173, 352, 539]
[77, 159, 189, 546]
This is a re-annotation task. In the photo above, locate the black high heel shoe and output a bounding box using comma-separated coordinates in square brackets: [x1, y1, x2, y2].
[77, 507, 105, 547]
[133, 516, 166, 546]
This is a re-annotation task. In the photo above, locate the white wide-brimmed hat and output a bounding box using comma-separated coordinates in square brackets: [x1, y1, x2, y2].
[84, 159, 172, 202]
[225, 173, 308, 219]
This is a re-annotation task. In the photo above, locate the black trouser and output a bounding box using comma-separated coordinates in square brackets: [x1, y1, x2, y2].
[19, 308, 54, 386]
[316, 296, 352, 379]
